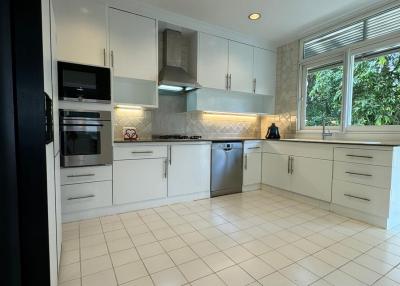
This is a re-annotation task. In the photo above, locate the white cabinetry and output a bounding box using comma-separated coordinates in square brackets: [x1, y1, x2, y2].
[113, 145, 168, 205]
[168, 144, 211, 197]
[197, 33, 229, 90]
[228, 41, 253, 93]
[113, 159, 167, 204]
[197, 32, 276, 97]
[253, 47, 276, 96]
[109, 8, 157, 81]
[54, 0, 107, 66]
[262, 141, 333, 202]
[331, 146, 400, 228]
[243, 141, 262, 191]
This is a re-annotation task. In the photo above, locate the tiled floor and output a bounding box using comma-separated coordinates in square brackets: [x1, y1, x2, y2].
[59, 190, 400, 286]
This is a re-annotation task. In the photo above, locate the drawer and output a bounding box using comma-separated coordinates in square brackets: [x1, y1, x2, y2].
[332, 180, 389, 217]
[263, 141, 333, 160]
[334, 147, 393, 167]
[61, 181, 112, 213]
[244, 141, 263, 153]
[61, 165, 112, 185]
[334, 162, 392, 189]
[114, 145, 168, 160]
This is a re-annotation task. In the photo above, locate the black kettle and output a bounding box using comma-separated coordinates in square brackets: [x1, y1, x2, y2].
[266, 123, 280, 139]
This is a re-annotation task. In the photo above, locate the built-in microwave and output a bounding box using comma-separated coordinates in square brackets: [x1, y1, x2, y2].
[58, 61, 111, 103]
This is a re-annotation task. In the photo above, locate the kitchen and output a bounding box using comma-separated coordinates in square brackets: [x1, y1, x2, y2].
[2, 0, 400, 285]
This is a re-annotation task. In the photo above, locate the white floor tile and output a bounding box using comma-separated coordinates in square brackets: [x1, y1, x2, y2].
[143, 253, 175, 274]
[178, 258, 213, 282]
[217, 265, 255, 286]
[151, 267, 187, 286]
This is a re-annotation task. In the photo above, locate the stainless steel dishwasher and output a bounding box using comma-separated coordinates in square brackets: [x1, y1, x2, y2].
[211, 142, 243, 197]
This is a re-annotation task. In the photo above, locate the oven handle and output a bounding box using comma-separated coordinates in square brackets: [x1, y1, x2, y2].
[61, 124, 104, 127]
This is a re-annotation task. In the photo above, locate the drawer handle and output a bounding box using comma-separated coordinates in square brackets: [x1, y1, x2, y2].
[345, 171, 372, 177]
[344, 194, 371, 202]
[248, 147, 261, 150]
[67, 174, 95, 178]
[131, 151, 154, 154]
[346, 154, 373, 159]
[67, 194, 95, 200]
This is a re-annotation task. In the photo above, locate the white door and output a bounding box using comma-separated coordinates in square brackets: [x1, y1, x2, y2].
[197, 33, 229, 90]
[113, 159, 167, 205]
[262, 153, 291, 191]
[168, 144, 211, 197]
[253, 47, 276, 96]
[243, 152, 262, 186]
[54, 0, 107, 66]
[109, 8, 157, 80]
[228, 41, 253, 93]
[291, 157, 333, 202]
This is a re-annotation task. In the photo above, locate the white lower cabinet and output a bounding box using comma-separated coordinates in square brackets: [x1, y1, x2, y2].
[113, 158, 167, 204]
[243, 152, 262, 186]
[262, 142, 333, 202]
[167, 144, 211, 197]
[291, 156, 332, 202]
[262, 153, 291, 191]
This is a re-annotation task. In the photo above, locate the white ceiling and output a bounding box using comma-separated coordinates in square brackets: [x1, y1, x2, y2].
[135, 0, 383, 46]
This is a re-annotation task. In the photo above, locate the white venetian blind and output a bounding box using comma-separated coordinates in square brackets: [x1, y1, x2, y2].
[303, 5, 400, 59]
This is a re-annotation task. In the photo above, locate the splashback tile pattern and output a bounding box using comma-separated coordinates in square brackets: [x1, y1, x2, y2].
[113, 109, 153, 140]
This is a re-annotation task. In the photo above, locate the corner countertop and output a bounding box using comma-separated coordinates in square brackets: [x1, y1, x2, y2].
[279, 138, 400, 147]
[113, 138, 264, 144]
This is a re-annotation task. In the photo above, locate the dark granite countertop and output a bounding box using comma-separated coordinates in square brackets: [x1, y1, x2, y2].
[114, 138, 264, 143]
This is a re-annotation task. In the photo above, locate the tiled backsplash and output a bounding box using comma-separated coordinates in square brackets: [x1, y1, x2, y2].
[114, 95, 261, 140]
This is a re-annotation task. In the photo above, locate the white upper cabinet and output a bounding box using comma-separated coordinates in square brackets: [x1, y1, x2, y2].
[228, 41, 253, 93]
[54, 0, 107, 66]
[167, 144, 211, 197]
[253, 47, 276, 96]
[109, 8, 157, 81]
[197, 33, 229, 90]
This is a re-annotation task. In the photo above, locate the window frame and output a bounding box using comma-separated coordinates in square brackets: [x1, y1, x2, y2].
[299, 14, 400, 133]
[299, 54, 346, 131]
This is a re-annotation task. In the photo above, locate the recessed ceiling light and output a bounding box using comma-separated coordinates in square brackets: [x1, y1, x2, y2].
[248, 13, 261, 21]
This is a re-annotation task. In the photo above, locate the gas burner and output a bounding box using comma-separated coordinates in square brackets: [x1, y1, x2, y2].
[156, 135, 202, 140]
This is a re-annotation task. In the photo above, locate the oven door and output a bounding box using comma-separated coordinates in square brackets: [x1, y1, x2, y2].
[60, 121, 112, 167]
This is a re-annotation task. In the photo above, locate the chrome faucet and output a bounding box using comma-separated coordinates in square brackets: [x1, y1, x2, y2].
[322, 120, 333, 140]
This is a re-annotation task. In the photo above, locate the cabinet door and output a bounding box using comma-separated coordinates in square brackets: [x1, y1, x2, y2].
[262, 153, 291, 191]
[291, 157, 333, 202]
[109, 8, 157, 81]
[197, 33, 229, 90]
[54, 0, 107, 66]
[228, 41, 253, 93]
[168, 144, 211, 197]
[253, 47, 276, 96]
[113, 159, 167, 205]
[243, 152, 262, 186]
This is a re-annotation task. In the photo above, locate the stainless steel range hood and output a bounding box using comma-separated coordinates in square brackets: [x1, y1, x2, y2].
[158, 29, 200, 92]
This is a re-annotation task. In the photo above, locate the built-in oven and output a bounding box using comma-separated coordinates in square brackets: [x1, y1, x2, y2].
[58, 61, 111, 103]
[60, 110, 112, 167]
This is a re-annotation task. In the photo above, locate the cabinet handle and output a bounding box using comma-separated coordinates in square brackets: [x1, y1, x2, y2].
[344, 194, 371, 202]
[228, 74, 232, 90]
[288, 156, 291, 174]
[103, 48, 106, 66]
[248, 147, 260, 150]
[164, 158, 168, 178]
[290, 156, 294, 174]
[131, 151, 153, 154]
[345, 171, 372, 177]
[111, 50, 114, 68]
[67, 174, 95, 178]
[253, 78, 256, 94]
[346, 154, 373, 159]
[225, 74, 229, 90]
[67, 194, 95, 201]
[168, 146, 172, 165]
[244, 154, 248, 170]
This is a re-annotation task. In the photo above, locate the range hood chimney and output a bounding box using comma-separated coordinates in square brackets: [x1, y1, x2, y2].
[158, 29, 201, 92]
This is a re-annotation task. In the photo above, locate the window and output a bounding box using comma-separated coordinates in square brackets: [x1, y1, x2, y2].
[351, 47, 400, 126]
[303, 62, 343, 127]
[299, 3, 400, 132]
